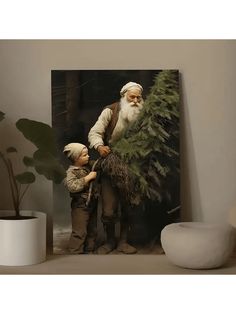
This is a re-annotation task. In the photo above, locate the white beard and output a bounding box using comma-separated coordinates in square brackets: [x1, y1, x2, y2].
[110, 96, 143, 143]
[120, 96, 143, 123]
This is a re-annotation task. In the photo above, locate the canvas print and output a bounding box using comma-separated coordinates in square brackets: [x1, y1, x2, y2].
[52, 70, 180, 254]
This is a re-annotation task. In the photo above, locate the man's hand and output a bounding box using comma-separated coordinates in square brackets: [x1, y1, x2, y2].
[97, 145, 111, 157]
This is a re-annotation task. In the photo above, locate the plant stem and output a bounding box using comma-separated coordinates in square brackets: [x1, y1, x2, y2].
[7, 158, 20, 216]
[0, 152, 18, 213]
[19, 184, 30, 208]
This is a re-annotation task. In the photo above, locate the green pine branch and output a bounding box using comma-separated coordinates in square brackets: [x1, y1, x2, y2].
[102, 70, 180, 205]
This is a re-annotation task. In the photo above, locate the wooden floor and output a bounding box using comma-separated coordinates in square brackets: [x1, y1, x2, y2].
[1, 254, 236, 274]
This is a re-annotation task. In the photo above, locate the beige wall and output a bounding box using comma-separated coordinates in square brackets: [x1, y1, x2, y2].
[1, 40, 236, 244]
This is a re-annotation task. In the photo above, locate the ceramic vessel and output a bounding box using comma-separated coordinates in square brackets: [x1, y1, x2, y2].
[161, 222, 235, 269]
[0, 210, 46, 266]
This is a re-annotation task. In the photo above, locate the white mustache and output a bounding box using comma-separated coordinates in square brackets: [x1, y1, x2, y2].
[129, 102, 142, 107]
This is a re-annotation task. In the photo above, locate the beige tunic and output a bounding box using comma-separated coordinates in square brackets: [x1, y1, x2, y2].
[88, 107, 130, 149]
[64, 165, 89, 193]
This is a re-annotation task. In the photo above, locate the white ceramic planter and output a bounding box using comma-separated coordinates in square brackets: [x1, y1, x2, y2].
[161, 222, 235, 269]
[0, 210, 46, 266]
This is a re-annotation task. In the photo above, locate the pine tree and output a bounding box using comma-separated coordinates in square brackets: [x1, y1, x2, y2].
[101, 70, 180, 206]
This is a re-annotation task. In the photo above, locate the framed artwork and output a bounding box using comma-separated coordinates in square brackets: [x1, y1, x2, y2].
[52, 70, 180, 254]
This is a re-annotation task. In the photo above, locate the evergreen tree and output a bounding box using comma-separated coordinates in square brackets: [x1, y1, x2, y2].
[101, 70, 180, 206]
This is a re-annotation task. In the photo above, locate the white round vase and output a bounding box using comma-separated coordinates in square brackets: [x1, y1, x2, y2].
[0, 210, 46, 266]
[161, 222, 235, 269]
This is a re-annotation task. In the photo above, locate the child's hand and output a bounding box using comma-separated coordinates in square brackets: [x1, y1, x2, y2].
[85, 171, 97, 183]
[89, 171, 97, 180]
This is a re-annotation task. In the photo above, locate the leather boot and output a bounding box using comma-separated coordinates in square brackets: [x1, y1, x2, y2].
[96, 223, 116, 254]
[117, 221, 137, 254]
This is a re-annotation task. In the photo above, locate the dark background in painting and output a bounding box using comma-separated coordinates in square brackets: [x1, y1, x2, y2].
[52, 70, 180, 252]
[52, 70, 161, 161]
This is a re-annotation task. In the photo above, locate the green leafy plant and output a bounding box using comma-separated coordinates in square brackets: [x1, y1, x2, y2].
[101, 70, 180, 205]
[0, 111, 66, 216]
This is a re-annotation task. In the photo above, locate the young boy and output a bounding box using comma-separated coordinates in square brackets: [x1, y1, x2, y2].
[63, 143, 97, 254]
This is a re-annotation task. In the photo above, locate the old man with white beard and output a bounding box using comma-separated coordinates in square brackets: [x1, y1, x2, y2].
[88, 82, 144, 254]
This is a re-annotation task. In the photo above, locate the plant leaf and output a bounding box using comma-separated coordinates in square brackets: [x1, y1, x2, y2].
[0, 111, 5, 122]
[6, 147, 17, 153]
[15, 172, 36, 184]
[23, 156, 35, 167]
[16, 119, 58, 156]
[33, 149, 66, 184]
